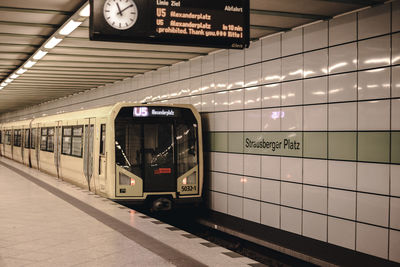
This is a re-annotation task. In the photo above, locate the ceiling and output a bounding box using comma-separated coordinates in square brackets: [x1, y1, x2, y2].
[0, 0, 387, 114]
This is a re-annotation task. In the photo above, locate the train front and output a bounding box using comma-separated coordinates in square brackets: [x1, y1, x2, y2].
[113, 105, 203, 210]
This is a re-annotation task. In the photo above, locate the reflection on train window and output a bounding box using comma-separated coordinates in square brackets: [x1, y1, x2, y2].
[31, 128, 37, 149]
[24, 129, 30, 149]
[5, 130, 11, 145]
[13, 129, 22, 147]
[62, 126, 83, 157]
[40, 127, 54, 152]
[100, 124, 106, 155]
[0, 130, 2, 144]
[176, 123, 198, 176]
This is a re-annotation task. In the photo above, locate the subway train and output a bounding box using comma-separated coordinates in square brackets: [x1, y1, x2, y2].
[0, 103, 203, 210]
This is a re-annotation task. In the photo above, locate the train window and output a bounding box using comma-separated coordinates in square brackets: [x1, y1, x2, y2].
[100, 124, 106, 155]
[40, 127, 54, 152]
[31, 128, 37, 149]
[5, 130, 11, 145]
[0, 130, 2, 144]
[176, 123, 198, 176]
[62, 126, 83, 157]
[13, 129, 22, 147]
[24, 129, 30, 149]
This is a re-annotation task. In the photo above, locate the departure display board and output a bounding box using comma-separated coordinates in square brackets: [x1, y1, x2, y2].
[89, 0, 249, 49]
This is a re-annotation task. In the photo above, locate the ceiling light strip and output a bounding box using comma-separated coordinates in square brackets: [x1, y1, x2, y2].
[0, 1, 89, 91]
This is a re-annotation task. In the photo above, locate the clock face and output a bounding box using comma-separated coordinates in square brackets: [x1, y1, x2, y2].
[103, 0, 138, 30]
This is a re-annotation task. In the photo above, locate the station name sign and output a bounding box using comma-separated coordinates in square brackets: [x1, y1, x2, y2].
[89, 0, 250, 49]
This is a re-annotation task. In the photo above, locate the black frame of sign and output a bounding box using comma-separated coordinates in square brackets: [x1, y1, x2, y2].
[89, 0, 250, 49]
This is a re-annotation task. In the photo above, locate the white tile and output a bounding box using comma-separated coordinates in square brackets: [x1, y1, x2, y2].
[394, 1, 400, 32]
[201, 73, 215, 94]
[281, 157, 302, 182]
[328, 102, 357, 131]
[214, 112, 228, 131]
[211, 191, 227, 214]
[261, 179, 280, 204]
[214, 152, 228, 172]
[229, 49, 244, 68]
[262, 59, 282, 84]
[358, 68, 390, 100]
[244, 109, 261, 131]
[303, 185, 327, 214]
[281, 207, 302, 234]
[357, 163, 389, 195]
[201, 93, 214, 112]
[356, 223, 388, 259]
[328, 161, 357, 190]
[160, 67, 170, 83]
[281, 106, 302, 131]
[328, 189, 356, 220]
[328, 72, 357, 102]
[303, 159, 327, 186]
[393, 33, 400, 66]
[245, 40, 262, 65]
[228, 67, 244, 90]
[262, 34, 281, 60]
[281, 182, 302, 209]
[329, 13, 357, 46]
[214, 50, 229, 71]
[358, 36, 391, 70]
[357, 193, 389, 227]
[303, 49, 328, 78]
[244, 199, 260, 223]
[244, 155, 261, 177]
[282, 55, 303, 81]
[303, 212, 327, 242]
[393, 99, 400, 130]
[261, 155, 280, 179]
[214, 91, 229, 111]
[358, 100, 390, 130]
[179, 61, 190, 79]
[201, 54, 214, 75]
[329, 43, 357, 74]
[245, 63, 261, 87]
[190, 95, 202, 111]
[304, 22, 328, 51]
[392, 165, 400, 197]
[244, 86, 261, 109]
[304, 76, 328, 104]
[190, 58, 202, 77]
[214, 70, 228, 92]
[228, 154, 243, 175]
[228, 174, 243, 196]
[228, 89, 244, 110]
[261, 202, 280, 228]
[244, 177, 261, 200]
[282, 28, 302, 56]
[228, 195, 243, 218]
[358, 3, 390, 39]
[393, 66, 400, 98]
[228, 110, 243, 131]
[262, 108, 281, 131]
[304, 104, 327, 131]
[390, 230, 400, 263]
[391, 197, 400, 230]
[211, 172, 228, 193]
[328, 217, 355, 249]
[281, 80, 303, 106]
[262, 84, 281, 108]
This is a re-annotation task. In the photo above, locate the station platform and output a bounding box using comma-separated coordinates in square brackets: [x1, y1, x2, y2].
[0, 157, 262, 267]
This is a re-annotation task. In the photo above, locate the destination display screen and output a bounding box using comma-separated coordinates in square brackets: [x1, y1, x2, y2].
[132, 107, 178, 117]
[90, 0, 249, 49]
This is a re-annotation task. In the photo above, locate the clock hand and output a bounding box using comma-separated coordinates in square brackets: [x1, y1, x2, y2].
[120, 4, 134, 14]
[116, 2, 123, 16]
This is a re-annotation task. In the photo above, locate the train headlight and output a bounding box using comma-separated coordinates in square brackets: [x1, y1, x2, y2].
[120, 173, 135, 186]
[183, 172, 196, 185]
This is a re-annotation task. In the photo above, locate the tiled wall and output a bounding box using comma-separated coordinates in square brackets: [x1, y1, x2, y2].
[2, 1, 400, 263]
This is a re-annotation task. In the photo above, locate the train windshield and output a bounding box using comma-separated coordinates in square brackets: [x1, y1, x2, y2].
[115, 107, 198, 192]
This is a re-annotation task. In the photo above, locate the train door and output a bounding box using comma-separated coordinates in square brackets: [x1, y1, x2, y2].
[54, 121, 62, 178]
[98, 119, 107, 193]
[31, 124, 40, 169]
[0, 129, 2, 157]
[83, 118, 95, 192]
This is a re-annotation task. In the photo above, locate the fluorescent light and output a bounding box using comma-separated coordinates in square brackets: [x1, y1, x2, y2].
[5, 78, 13, 83]
[33, 50, 48, 60]
[60, 20, 82, 35]
[1, 82, 7, 86]
[16, 68, 27, 74]
[80, 4, 90, 17]
[0, 86, 4, 90]
[44, 37, 62, 49]
[10, 74, 19, 79]
[24, 60, 36, 68]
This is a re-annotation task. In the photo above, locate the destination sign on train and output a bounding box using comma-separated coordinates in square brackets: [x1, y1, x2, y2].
[89, 0, 250, 49]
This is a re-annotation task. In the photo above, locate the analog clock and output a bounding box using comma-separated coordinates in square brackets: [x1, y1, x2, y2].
[103, 0, 138, 30]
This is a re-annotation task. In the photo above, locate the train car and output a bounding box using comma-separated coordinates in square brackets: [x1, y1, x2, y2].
[0, 103, 203, 210]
